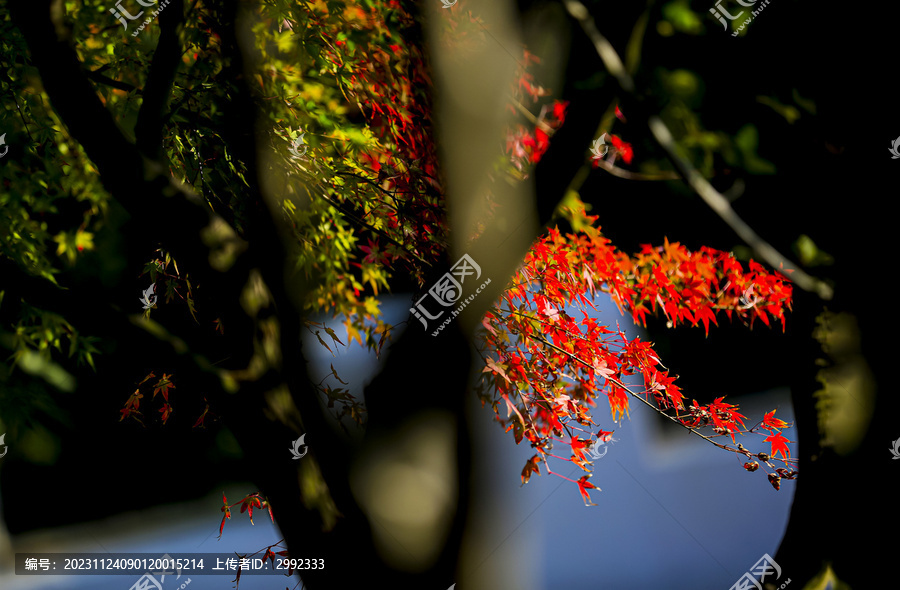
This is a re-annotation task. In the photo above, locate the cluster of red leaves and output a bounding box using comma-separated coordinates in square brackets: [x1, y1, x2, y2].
[505, 100, 568, 172]
[316, 2, 448, 280]
[120, 371, 213, 428]
[120, 372, 175, 425]
[227, 540, 291, 589]
[503, 49, 569, 174]
[219, 492, 275, 539]
[608, 134, 634, 165]
[477, 213, 796, 504]
[589, 105, 633, 166]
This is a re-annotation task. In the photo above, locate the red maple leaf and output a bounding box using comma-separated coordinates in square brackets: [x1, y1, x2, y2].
[219, 492, 231, 539]
[763, 432, 792, 460]
[153, 374, 175, 402]
[610, 135, 633, 164]
[158, 403, 173, 424]
[576, 475, 598, 506]
[761, 410, 788, 431]
[240, 494, 264, 525]
[552, 100, 569, 125]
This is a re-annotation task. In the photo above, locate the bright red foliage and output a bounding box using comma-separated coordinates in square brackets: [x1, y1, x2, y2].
[477, 206, 797, 504]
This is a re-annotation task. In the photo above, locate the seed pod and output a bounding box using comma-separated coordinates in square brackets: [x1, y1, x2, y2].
[743, 461, 759, 472]
[768, 473, 781, 491]
[757, 452, 770, 461]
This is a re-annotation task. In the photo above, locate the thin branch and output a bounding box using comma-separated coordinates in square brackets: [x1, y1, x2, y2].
[590, 157, 680, 181]
[562, 0, 833, 301]
[509, 96, 554, 134]
[86, 68, 140, 93]
[528, 331, 791, 462]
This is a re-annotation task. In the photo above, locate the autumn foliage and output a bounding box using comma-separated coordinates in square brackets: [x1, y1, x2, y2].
[109, 0, 796, 515]
[476, 212, 796, 504]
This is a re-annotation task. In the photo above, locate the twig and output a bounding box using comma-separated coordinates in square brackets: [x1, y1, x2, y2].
[590, 157, 680, 181]
[561, 0, 833, 301]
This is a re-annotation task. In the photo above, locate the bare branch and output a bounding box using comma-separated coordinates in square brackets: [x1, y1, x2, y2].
[562, 0, 833, 301]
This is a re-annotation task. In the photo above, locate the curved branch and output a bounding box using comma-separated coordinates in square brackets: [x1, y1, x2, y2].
[561, 0, 834, 301]
[528, 331, 796, 467]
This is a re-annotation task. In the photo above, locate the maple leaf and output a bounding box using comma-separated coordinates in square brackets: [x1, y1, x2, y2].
[596, 429, 615, 442]
[763, 432, 792, 460]
[610, 135, 633, 164]
[761, 410, 789, 431]
[484, 357, 511, 383]
[138, 372, 156, 386]
[521, 455, 541, 484]
[193, 403, 211, 428]
[576, 475, 598, 506]
[219, 492, 231, 539]
[315, 331, 334, 355]
[592, 358, 615, 379]
[153, 374, 175, 402]
[552, 100, 568, 124]
[240, 494, 263, 524]
[542, 300, 560, 323]
[159, 403, 173, 424]
[324, 326, 345, 347]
